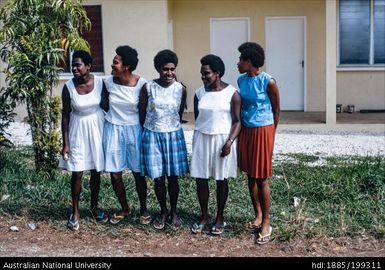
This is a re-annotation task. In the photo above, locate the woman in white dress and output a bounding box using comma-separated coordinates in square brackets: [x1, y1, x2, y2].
[60, 50, 108, 231]
[102, 45, 150, 225]
[190, 54, 241, 235]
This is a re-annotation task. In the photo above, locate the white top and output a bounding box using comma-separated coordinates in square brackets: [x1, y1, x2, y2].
[68, 76, 103, 117]
[104, 76, 147, 125]
[143, 80, 183, 132]
[194, 85, 237, 135]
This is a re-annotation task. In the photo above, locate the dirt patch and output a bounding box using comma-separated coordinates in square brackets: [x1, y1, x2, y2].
[0, 216, 384, 258]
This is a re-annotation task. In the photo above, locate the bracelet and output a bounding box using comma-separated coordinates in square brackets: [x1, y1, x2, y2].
[228, 138, 234, 143]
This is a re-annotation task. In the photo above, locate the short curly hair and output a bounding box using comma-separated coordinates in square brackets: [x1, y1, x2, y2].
[238, 42, 265, 68]
[154, 49, 178, 71]
[72, 50, 93, 68]
[116, 45, 139, 71]
[200, 54, 225, 77]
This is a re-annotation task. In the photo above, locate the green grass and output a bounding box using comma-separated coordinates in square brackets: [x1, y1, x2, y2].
[1, 146, 384, 241]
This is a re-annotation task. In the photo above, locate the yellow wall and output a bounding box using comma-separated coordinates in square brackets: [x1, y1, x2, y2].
[171, 0, 327, 111]
[99, 0, 168, 80]
[337, 71, 385, 111]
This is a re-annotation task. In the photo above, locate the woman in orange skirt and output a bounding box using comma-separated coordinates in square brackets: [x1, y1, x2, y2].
[237, 42, 280, 245]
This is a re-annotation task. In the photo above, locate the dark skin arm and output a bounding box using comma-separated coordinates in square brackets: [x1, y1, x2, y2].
[61, 84, 71, 159]
[100, 81, 109, 112]
[139, 84, 148, 127]
[179, 86, 187, 122]
[267, 79, 280, 130]
[193, 94, 199, 120]
[221, 91, 242, 157]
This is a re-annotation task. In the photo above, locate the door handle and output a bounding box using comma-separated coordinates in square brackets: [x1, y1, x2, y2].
[301, 60, 304, 68]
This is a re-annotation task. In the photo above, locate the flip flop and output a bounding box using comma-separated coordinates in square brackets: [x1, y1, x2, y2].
[170, 216, 182, 231]
[210, 222, 227, 235]
[191, 222, 206, 234]
[153, 216, 166, 230]
[247, 221, 262, 229]
[67, 214, 79, 231]
[109, 213, 128, 225]
[139, 213, 152, 225]
[256, 226, 275, 245]
[93, 209, 109, 224]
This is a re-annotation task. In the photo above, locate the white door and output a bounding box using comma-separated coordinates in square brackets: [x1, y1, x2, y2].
[266, 17, 305, 111]
[210, 18, 249, 88]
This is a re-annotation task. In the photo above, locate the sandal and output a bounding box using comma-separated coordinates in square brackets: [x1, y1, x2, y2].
[92, 209, 109, 224]
[210, 222, 226, 235]
[256, 226, 274, 245]
[170, 216, 182, 231]
[139, 213, 152, 225]
[109, 212, 128, 225]
[153, 216, 166, 230]
[67, 214, 79, 231]
[191, 222, 206, 234]
[247, 221, 262, 230]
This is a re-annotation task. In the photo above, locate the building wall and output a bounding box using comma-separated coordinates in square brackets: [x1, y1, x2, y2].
[99, 0, 168, 80]
[337, 71, 385, 111]
[171, 0, 326, 112]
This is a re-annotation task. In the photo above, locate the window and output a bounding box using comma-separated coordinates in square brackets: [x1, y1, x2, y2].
[339, 0, 385, 65]
[61, 5, 104, 73]
[374, 0, 385, 63]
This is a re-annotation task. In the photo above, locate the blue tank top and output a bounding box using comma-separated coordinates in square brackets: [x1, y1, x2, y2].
[238, 72, 274, 127]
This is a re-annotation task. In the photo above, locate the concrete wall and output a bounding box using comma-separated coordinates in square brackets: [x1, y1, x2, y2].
[171, 0, 326, 112]
[337, 71, 385, 111]
[98, 0, 168, 80]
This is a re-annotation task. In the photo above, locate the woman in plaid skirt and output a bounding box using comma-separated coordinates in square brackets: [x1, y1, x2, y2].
[139, 49, 189, 230]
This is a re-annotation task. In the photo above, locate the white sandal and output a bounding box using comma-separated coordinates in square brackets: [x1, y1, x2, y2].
[256, 226, 274, 245]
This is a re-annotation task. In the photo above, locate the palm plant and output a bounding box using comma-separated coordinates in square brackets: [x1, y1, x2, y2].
[0, 0, 91, 175]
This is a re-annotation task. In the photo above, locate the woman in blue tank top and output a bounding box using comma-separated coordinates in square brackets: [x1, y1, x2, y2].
[237, 42, 280, 245]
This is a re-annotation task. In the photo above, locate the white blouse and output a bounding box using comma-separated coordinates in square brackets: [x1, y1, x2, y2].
[194, 85, 237, 135]
[104, 76, 147, 125]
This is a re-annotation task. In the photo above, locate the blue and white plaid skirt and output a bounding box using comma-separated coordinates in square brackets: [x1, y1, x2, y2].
[141, 128, 189, 179]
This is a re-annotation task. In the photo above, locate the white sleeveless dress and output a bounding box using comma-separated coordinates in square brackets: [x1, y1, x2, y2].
[190, 85, 238, 180]
[59, 75, 105, 172]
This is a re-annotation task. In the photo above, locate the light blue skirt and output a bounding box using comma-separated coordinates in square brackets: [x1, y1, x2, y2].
[103, 121, 142, 173]
[141, 128, 189, 179]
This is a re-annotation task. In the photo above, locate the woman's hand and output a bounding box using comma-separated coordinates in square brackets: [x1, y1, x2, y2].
[220, 140, 232, 157]
[62, 146, 69, 160]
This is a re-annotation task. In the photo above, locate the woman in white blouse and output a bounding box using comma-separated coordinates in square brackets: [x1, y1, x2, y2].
[139, 49, 189, 230]
[190, 54, 241, 235]
[102, 46, 150, 225]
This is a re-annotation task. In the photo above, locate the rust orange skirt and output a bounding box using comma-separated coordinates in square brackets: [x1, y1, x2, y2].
[238, 124, 276, 179]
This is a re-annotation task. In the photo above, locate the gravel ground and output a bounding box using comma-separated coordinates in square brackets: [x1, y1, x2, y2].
[4, 122, 385, 157]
